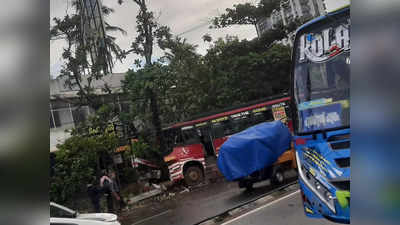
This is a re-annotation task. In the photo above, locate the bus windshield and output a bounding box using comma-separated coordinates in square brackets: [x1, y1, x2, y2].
[293, 16, 350, 134]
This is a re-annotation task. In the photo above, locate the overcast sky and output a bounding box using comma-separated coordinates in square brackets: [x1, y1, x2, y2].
[50, 0, 350, 78]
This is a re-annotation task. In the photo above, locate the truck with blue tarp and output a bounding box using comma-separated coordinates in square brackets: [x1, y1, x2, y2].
[217, 121, 297, 190]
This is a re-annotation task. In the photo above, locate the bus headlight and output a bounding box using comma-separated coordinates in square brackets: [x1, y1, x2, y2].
[164, 155, 176, 162]
[325, 191, 333, 200]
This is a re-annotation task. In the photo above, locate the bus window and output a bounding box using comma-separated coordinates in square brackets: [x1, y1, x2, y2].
[175, 130, 184, 146]
[181, 127, 200, 145]
[211, 121, 229, 138]
[252, 109, 274, 124]
[162, 128, 178, 155]
[211, 116, 231, 138]
[230, 116, 251, 134]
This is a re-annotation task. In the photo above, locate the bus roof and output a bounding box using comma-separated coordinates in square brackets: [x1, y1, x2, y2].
[164, 94, 290, 129]
[296, 5, 350, 34]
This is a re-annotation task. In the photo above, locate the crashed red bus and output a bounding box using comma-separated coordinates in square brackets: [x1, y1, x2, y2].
[162, 94, 294, 185]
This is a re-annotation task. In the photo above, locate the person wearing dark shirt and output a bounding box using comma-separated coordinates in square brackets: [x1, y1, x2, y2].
[109, 171, 127, 212]
[100, 171, 116, 213]
[87, 182, 102, 213]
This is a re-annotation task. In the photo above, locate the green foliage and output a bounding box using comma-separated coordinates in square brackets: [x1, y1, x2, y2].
[50, 1, 126, 109]
[120, 167, 138, 184]
[50, 105, 119, 204]
[119, 0, 174, 156]
[130, 140, 160, 160]
[50, 134, 113, 204]
[211, 0, 280, 29]
[196, 34, 291, 112]
[123, 63, 174, 122]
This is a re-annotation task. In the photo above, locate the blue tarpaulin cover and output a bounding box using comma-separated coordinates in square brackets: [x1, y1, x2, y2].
[217, 121, 292, 181]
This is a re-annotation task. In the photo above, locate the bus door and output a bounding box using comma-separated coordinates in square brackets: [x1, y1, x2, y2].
[195, 122, 215, 157]
[210, 116, 230, 156]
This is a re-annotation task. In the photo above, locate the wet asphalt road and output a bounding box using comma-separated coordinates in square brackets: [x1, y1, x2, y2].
[220, 190, 337, 225]
[125, 171, 298, 225]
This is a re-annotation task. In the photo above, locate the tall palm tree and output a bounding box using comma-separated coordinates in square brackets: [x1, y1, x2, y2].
[51, 0, 127, 72]
[50, 0, 128, 109]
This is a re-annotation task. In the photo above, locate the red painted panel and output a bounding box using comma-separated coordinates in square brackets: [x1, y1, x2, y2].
[167, 143, 205, 161]
[213, 136, 229, 156]
[169, 97, 290, 128]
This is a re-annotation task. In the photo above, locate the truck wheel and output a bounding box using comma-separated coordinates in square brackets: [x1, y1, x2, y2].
[238, 180, 253, 191]
[184, 166, 204, 186]
[271, 169, 284, 185]
[245, 181, 254, 191]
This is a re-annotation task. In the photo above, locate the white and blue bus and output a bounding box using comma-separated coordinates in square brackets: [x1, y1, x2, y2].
[290, 6, 350, 224]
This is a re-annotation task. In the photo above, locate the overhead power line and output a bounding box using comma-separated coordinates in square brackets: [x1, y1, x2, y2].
[177, 21, 211, 37]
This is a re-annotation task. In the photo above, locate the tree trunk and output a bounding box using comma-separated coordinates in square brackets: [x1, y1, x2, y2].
[148, 89, 164, 154]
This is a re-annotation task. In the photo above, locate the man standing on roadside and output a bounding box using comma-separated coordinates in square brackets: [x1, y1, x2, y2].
[109, 171, 127, 212]
[100, 170, 118, 213]
[87, 179, 102, 213]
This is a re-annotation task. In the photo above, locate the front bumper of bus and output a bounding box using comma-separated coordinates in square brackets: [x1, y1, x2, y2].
[296, 151, 350, 223]
[299, 179, 350, 223]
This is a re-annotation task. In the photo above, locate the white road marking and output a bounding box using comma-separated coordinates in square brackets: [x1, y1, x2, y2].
[131, 210, 172, 225]
[221, 190, 300, 225]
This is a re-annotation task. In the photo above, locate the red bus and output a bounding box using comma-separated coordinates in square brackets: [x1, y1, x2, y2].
[162, 94, 294, 185]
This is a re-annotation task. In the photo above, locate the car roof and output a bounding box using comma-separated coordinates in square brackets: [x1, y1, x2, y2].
[50, 202, 76, 214]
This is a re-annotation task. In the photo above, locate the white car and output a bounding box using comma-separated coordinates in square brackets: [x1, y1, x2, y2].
[50, 202, 121, 225]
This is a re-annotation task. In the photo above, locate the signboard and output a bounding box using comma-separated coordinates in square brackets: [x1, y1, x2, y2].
[298, 19, 350, 63]
[252, 107, 267, 113]
[212, 116, 228, 123]
[113, 154, 123, 164]
[272, 104, 287, 123]
[300, 103, 342, 132]
[195, 122, 208, 127]
[115, 145, 130, 153]
[230, 111, 249, 120]
[181, 125, 194, 130]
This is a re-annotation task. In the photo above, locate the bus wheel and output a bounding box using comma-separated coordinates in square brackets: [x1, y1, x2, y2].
[184, 166, 204, 186]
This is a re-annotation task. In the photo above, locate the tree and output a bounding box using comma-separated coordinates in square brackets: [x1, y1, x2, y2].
[159, 37, 208, 123]
[122, 64, 174, 127]
[118, 0, 173, 155]
[210, 0, 280, 33]
[50, 104, 119, 206]
[198, 33, 291, 111]
[50, 1, 126, 110]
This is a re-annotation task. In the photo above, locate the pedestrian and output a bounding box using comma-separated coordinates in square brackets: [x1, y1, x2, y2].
[100, 170, 117, 213]
[109, 171, 127, 212]
[87, 180, 102, 213]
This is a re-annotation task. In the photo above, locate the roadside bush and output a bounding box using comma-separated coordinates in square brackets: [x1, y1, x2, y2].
[50, 132, 118, 205]
[130, 139, 163, 162]
[50, 135, 98, 204]
[121, 167, 139, 184]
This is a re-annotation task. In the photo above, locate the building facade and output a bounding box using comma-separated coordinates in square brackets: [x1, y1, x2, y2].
[256, 0, 327, 45]
[50, 73, 130, 152]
